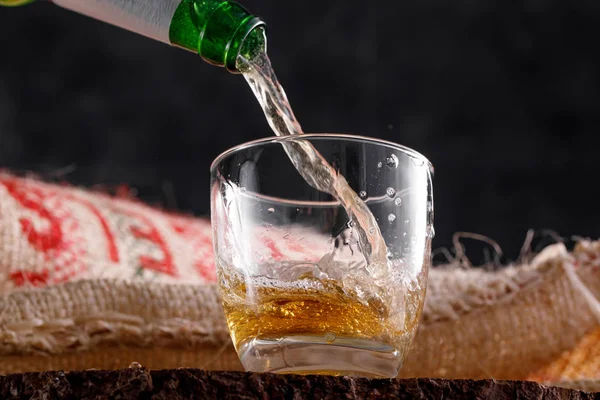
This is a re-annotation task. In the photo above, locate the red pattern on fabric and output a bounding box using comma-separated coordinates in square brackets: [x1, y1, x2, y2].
[263, 237, 285, 261]
[123, 209, 177, 277]
[0, 176, 89, 288]
[63, 193, 120, 263]
[0, 177, 63, 253]
[9, 270, 49, 287]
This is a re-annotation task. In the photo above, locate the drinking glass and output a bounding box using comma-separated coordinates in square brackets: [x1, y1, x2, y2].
[210, 134, 434, 378]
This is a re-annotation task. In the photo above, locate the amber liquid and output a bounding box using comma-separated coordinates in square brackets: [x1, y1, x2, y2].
[220, 265, 424, 373]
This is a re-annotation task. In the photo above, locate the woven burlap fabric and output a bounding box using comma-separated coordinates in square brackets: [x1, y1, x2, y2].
[402, 241, 600, 381]
[0, 172, 216, 290]
[1, 172, 600, 390]
[1, 240, 599, 390]
[531, 327, 600, 392]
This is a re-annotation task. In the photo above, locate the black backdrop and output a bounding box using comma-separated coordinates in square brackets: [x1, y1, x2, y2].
[1, 0, 599, 263]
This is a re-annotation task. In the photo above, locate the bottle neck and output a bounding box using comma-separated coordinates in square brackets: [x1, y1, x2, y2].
[0, 0, 266, 73]
[169, 0, 266, 73]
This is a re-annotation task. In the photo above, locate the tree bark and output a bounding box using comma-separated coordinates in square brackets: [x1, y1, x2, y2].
[0, 367, 597, 399]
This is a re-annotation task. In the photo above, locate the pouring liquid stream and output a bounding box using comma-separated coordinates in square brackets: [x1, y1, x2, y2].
[237, 47, 389, 274]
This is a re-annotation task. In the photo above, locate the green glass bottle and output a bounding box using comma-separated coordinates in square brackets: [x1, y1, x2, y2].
[0, 0, 266, 73]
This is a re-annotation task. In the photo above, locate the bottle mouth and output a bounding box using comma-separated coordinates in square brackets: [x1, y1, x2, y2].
[195, 0, 267, 74]
[224, 19, 267, 74]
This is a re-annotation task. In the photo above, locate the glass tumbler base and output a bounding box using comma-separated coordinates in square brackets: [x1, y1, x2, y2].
[237, 334, 403, 378]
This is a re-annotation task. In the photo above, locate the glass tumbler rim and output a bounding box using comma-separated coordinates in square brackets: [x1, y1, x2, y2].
[210, 133, 434, 174]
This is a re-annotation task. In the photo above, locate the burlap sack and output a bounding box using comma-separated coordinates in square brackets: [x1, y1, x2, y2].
[0, 172, 599, 390]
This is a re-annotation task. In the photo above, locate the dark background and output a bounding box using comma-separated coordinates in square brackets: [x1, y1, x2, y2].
[1, 0, 599, 264]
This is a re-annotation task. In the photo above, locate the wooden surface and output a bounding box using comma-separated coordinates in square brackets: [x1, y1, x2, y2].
[0, 366, 598, 399]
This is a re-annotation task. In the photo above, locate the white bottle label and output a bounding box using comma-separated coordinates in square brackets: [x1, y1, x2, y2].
[53, 0, 182, 44]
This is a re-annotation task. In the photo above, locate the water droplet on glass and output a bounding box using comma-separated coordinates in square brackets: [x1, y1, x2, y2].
[267, 208, 275, 213]
[325, 332, 336, 343]
[377, 162, 383, 168]
[395, 198, 403, 206]
[404, 219, 410, 224]
[411, 157, 425, 167]
[388, 214, 397, 222]
[386, 187, 396, 198]
[403, 232, 407, 237]
[411, 234, 418, 243]
[386, 154, 399, 169]
[359, 191, 367, 198]
[369, 227, 375, 234]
